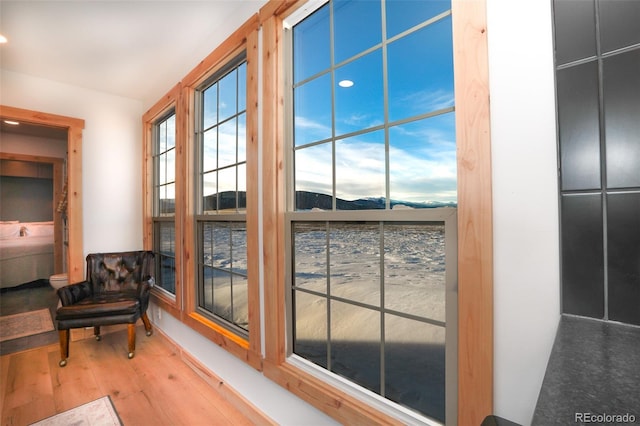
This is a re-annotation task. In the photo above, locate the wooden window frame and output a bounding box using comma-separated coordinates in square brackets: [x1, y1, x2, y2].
[143, 84, 183, 318]
[259, 0, 493, 424]
[143, 17, 262, 370]
[142, 0, 492, 422]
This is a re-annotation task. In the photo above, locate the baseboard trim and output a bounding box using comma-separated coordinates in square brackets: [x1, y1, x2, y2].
[151, 326, 276, 426]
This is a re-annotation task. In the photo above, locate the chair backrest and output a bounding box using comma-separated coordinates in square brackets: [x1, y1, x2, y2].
[86, 251, 154, 294]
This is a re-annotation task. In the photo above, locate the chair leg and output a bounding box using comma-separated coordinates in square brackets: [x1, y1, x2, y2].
[94, 326, 102, 341]
[141, 312, 153, 336]
[59, 329, 69, 367]
[127, 323, 136, 359]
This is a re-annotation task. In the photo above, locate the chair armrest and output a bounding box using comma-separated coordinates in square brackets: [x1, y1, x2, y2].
[136, 276, 155, 312]
[57, 281, 92, 306]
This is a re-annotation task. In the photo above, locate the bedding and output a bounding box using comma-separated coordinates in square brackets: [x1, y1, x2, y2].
[0, 222, 54, 289]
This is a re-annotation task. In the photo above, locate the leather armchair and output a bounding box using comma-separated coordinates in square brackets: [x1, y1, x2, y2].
[55, 250, 155, 366]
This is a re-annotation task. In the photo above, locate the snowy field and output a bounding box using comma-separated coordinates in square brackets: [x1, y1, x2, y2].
[292, 222, 447, 422]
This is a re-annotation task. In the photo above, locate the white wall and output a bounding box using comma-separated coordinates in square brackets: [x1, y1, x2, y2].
[487, 0, 561, 424]
[0, 70, 144, 255]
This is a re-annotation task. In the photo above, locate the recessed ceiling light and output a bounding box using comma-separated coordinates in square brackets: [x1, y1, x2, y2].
[0, 34, 7, 44]
[3, 120, 20, 125]
[338, 79, 354, 88]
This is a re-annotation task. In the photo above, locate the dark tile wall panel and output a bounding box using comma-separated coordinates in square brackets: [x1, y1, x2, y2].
[607, 192, 640, 325]
[553, 0, 596, 65]
[557, 62, 601, 191]
[603, 50, 640, 189]
[598, 0, 640, 54]
[561, 194, 604, 318]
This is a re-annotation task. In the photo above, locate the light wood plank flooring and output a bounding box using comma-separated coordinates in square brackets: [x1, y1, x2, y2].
[1, 326, 260, 425]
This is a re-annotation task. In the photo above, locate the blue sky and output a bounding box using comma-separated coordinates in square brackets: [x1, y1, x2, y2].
[293, 0, 456, 204]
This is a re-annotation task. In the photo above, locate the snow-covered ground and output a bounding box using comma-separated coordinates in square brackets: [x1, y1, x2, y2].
[292, 222, 447, 422]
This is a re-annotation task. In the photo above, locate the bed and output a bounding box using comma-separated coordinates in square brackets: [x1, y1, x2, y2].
[0, 221, 54, 289]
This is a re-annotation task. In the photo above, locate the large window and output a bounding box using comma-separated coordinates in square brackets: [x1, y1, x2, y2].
[153, 110, 176, 295]
[195, 54, 249, 336]
[286, 1, 456, 423]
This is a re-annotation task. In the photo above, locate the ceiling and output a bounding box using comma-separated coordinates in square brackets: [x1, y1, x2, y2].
[0, 0, 267, 108]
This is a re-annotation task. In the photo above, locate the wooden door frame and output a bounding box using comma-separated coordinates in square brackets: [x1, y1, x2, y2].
[0, 105, 85, 283]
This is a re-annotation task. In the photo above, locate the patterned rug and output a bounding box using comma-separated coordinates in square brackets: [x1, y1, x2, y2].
[0, 308, 55, 342]
[30, 396, 122, 426]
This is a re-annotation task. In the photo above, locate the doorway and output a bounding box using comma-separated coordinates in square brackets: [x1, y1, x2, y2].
[0, 105, 84, 283]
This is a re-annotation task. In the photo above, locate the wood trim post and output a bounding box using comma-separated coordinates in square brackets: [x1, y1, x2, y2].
[452, 0, 494, 423]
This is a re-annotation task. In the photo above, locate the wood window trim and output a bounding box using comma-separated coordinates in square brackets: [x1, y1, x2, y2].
[259, 0, 493, 424]
[142, 16, 263, 371]
[0, 105, 85, 283]
[142, 82, 182, 319]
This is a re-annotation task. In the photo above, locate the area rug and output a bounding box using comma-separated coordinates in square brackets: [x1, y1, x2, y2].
[0, 308, 54, 342]
[30, 396, 122, 426]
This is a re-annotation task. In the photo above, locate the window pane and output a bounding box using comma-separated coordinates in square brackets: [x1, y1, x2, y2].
[388, 17, 454, 122]
[238, 113, 247, 163]
[333, 0, 381, 63]
[335, 131, 385, 206]
[159, 152, 167, 184]
[203, 171, 217, 211]
[293, 291, 328, 368]
[202, 266, 214, 311]
[293, 222, 328, 294]
[294, 74, 332, 146]
[295, 143, 333, 208]
[232, 275, 249, 330]
[386, 0, 450, 39]
[218, 167, 236, 210]
[237, 163, 246, 211]
[200, 222, 248, 332]
[166, 114, 176, 149]
[165, 148, 175, 183]
[385, 314, 445, 423]
[231, 223, 247, 275]
[384, 223, 446, 322]
[238, 62, 247, 112]
[219, 118, 237, 168]
[293, 3, 330, 83]
[158, 120, 167, 153]
[389, 113, 457, 204]
[157, 222, 176, 294]
[218, 70, 237, 122]
[159, 183, 175, 215]
[329, 223, 380, 306]
[335, 50, 384, 136]
[202, 128, 217, 173]
[213, 271, 233, 321]
[203, 83, 218, 129]
[330, 300, 380, 394]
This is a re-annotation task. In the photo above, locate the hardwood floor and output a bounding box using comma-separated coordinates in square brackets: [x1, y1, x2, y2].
[1, 325, 267, 425]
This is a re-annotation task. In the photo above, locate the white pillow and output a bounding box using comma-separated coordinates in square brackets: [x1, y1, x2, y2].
[23, 222, 55, 237]
[0, 223, 21, 239]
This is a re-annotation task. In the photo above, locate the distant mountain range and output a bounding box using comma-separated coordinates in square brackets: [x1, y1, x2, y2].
[295, 191, 456, 210]
[159, 190, 456, 213]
